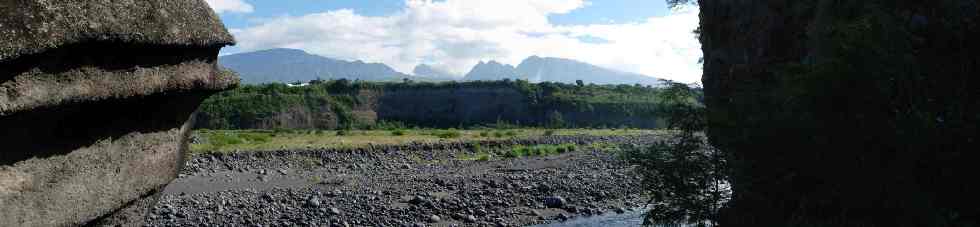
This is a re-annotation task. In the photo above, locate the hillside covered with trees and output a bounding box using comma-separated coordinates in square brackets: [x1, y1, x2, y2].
[195, 79, 695, 130]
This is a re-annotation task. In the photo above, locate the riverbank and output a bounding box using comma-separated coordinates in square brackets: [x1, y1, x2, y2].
[146, 134, 658, 226]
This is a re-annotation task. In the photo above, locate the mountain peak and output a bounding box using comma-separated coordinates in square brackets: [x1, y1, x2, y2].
[463, 60, 518, 81]
[250, 48, 309, 55]
[219, 49, 409, 84]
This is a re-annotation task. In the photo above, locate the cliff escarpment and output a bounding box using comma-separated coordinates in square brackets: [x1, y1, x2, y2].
[0, 1, 237, 226]
[194, 81, 667, 130]
[699, 0, 978, 226]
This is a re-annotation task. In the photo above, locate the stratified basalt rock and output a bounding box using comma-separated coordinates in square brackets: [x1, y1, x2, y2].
[699, 0, 978, 226]
[0, 1, 237, 226]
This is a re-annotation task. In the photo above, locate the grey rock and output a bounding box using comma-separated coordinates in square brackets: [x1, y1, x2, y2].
[543, 196, 566, 208]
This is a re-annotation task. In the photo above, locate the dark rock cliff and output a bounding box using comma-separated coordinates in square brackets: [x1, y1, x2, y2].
[699, 0, 978, 226]
[194, 85, 663, 130]
[0, 1, 237, 226]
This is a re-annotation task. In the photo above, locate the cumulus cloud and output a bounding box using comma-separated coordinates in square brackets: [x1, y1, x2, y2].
[206, 0, 254, 14]
[230, 0, 702, 83]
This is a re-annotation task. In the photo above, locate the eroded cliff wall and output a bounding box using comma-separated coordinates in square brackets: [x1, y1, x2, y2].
[0, 1, 237, 226]
[699, 0, 978, 226]
[194, 84, 663, 130]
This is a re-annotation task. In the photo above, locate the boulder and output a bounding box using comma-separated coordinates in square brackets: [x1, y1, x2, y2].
[0, 1, 237, 226]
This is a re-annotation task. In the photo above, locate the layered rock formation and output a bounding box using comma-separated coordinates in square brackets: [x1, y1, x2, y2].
[0, 1, 237, 226]
[699, 0, 978, 226]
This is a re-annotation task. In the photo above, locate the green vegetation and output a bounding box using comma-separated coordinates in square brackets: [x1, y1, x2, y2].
[622, 82, 727, 225]
[194, 80, 692, 130]
[504, 143, 577, 158]
[390, 129, 406, 136]
[190, 128, 657, 154]
[431, 129, 462, 139]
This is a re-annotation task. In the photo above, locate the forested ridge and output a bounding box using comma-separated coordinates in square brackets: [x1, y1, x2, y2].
[195, 79, 696, 130]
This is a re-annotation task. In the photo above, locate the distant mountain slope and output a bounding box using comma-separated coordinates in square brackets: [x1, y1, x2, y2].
[219, 48, 409, 84]
[463, 61, 520, 81]
[516, 56, 664, 86]
[462, 56, 664, 86]
[412, 64, 460, 81]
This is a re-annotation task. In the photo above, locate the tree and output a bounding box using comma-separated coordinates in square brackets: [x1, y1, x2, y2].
[546, 110, 565, 128]
[576, 79, 585, 87]
[626, 82, 728, 225]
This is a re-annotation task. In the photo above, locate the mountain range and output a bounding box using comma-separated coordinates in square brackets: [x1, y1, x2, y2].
[220, 48, 664, 86]
[464, 56, 664, 86]
[219, 48, 409, 84]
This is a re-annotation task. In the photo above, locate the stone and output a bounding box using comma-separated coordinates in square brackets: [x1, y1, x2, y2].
[464, 215, 477, 223]
[428, 215, 441, 223]
[0, 1, 237, 226]
[543, 196, 566, 208]
[306, 198, 321, 207]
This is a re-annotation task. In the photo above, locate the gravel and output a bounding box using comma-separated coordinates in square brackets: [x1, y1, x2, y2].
[145, 134, 659, 226]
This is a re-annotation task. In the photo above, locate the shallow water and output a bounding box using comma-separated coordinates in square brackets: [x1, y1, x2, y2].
[531, 208, 708, 227]
[531, 209, 647, 227]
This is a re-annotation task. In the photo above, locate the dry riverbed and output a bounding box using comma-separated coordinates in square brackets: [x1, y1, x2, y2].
[146, 134, 659, 227]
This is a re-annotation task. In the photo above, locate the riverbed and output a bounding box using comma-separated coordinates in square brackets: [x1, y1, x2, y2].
[145, 135, 659, 226]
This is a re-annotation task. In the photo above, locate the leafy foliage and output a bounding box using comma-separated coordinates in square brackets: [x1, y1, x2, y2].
[196, 79, 687, 130]
[624, 82, 728, 225]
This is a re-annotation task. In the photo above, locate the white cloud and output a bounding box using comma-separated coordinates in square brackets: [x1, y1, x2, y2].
[230, 0, 702, 83]
[205, 0, 254, 14]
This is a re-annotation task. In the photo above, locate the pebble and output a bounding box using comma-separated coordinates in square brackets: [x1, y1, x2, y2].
[543, 195, 566, 208]
[615, 207, 626, 214]
[146, 134, 654, 227]
[429, 215, 441, 223]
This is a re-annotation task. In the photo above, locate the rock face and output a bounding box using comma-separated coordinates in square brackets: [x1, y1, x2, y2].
[699, 0, 978, 226]
[0, 1, 237, 226]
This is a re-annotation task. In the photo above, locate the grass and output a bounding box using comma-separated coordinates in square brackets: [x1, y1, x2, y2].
[432, 129, 462, 139]
[190, 128, 662, 154]
[504, 143, 578, 158]
[391, 129, 407, 136]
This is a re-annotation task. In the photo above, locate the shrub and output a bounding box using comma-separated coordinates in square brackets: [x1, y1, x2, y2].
[336, 130, 350, 136]
[391, 129, 407, 136]
[493, 131, 505, 138]
[471, 142, 483, 153]
[544, 130, 556, 136]
[475, 153, 492, 161]
[506, 146, 528, 158]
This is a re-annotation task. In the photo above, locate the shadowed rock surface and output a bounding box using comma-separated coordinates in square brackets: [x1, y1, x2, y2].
[0, 1, 237, 226]
[699, 0, 978, 226]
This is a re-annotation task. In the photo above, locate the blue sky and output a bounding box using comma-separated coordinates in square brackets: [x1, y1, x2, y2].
[217, 0, 670, 29]
[206, 0, 702, 83]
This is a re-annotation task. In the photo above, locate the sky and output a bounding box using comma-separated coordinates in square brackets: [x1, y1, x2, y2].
[205, 0, 702, 83]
